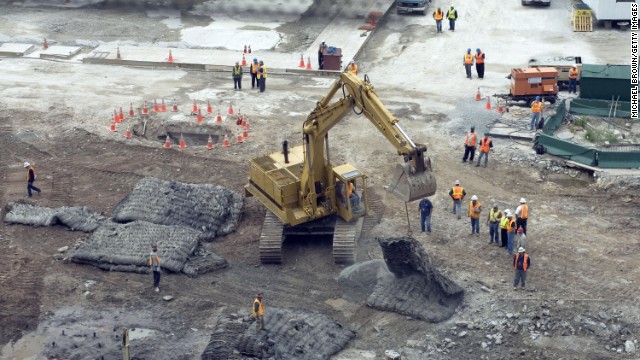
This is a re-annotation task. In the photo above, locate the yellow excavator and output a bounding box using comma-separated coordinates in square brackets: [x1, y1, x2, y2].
[245, 72, 437, 264]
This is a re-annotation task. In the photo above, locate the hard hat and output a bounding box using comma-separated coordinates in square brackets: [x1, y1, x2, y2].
[518, 247, 525, 253]
[454, 180, 460, 185]
[476, 48, 481, 52]
[471, 195, 478, 201]
[322, 40, 326, 43]
[23, 162, 30, 168]
[507, 212, 513, 217]
[259, 60, 264, 64]
[520, 198, 526, 203]
[235, 61, 239, 64]
[572, 65, 576, 68]
[253, 58, 258, 62]
[504, 209, 510, 214]
[493, 203, 498, 208]
[517, 227, 523, 233]
[467, 48, 471, 52]
[349, 59, 354, 64]
[536, 96, 541, 100]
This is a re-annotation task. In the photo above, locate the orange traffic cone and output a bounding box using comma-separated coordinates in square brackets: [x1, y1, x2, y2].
[168, 50, 174, 63]
[153, 99, 160, 113]
[206, 135, 214, 150]
[298, 54, 305, 68]
[228, 101, 234, 115]
[142, 101, 149, 115]
[163, 135, 171, 148]
[244, 45, 247, 54]
[306, 57, 311, 70]
[485, 96, 492, 110]
[223, 134, 230, 147]
[117, 47, 121, 60]
[179, 133, 187, 148]
[248, 45, 251, 54]
[241, 54, 247, 67]
[196, 109, 204, 123]
[192, 100, 198, 114]
[497, 100, 504, 114]
[171, 98, 178, 112]
[124, 125, 132, 139]
[207, 100, 213, 114]
[109, 120, 117, 132]
[475, 88, 481, 101]
[113, 109, 121, 124]
[237, 130, 244, 144]
[118, 107, 125, 121]
[216, 110, 222, 123]
[243, 127, 249, 139]
[161, 98, 167, 112]
[43, 38, 48, 50]
[129, 103, 135, 117]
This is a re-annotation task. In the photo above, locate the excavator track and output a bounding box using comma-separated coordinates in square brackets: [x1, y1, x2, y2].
[259, 211, 284, 264]
[333, 218, 362, 265]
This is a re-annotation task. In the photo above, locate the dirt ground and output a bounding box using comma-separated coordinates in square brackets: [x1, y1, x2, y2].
[1, 0, 639, 359]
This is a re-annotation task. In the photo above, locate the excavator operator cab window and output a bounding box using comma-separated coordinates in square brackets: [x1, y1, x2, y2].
[336, 176, 365, 216]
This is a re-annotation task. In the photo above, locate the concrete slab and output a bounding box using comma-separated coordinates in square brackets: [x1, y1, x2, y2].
[0, 43, 34, 57]
[488, 123, 536, 141]
[39, 46, 82, 60]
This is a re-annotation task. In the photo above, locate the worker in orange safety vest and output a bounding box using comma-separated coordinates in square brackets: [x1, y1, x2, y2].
[515, 197, 529, 234]
[347, 60, 358, 75]
[530, 96, 543, 130]
[568, 66, 579, 94]
[252, 292, 265, 332]
[468, 195, 482, 235]
[448, 179, 466, 220]
[24, 162, 42, 198]
[463, 48, 474, 79]
[462, 126, 477, 163]
[513, 247, 531, 290]
[475, 132, 493, 168]
[149, 244, 161, 292]
[250, 58, 259, 89]
[433, 8, 444, 33]
[474, 48, 485, 79]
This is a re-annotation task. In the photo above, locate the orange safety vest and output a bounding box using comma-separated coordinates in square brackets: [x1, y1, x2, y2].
[507, 218, 516, 233]
[520, 204, 528, 219]
[451, 186, 463, 200]
[568, 68, 578, 80]
[475, 52, 484, 64]
[434, 10, 443, 20]
[514, 253, 529, 271]
[26, 165, 35, 181]
[479, 136, 491, 152]
[251, 62, 259, 74]
[149, 255, 160, 267]
[252, 298, 264, 317]
[464, 132, 477, 147]
[347, 182, 353, 197]
[468, 201, 482, 219]
[531, 101, 542, 113]
[464, 53, 473, 65]
[348, 63, 358, 75]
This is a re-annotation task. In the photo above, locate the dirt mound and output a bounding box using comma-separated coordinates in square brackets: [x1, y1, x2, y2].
[69, 220, 208, 274]
[201, 308, 355, 360]
[4, 202, 105, 232]
[112, 177, 243, 241]
[365, 237, 464, 322]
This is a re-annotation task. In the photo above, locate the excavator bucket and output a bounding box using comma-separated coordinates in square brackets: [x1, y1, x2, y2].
[388, 161, 437, 202]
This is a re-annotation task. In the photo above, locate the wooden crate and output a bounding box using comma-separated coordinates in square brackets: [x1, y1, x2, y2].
[572, 11, 593, 32]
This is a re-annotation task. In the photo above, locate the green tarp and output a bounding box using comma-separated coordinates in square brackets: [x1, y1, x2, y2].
[569, 98, 631, 118]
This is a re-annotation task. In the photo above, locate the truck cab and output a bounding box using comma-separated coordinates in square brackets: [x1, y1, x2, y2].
[396, 0, 430, 15]
[522, 0, 551, 6]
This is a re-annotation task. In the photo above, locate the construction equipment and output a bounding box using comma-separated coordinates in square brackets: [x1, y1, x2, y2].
[245, 72, 437, 264]
[495, 67, 558, 107]
[529, 56, 582, 89]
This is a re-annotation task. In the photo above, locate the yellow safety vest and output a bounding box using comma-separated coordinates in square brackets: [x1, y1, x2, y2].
[464, 53, 473, 65]
[252, 298, 264, 317]
[500, 216, 509, 229]
[489, 208, 500, 222]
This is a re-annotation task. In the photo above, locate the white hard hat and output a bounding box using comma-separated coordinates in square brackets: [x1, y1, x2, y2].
[23, 162, 30, 168]
[520, 198, 526, 203]
[507, 212, 513, 217]
[349, 59, 354, 63]
[454, 180, 460, 185]
[471, 195, 478, 201]
[504, 209, 510, 214]
[518, 247, 525, 253]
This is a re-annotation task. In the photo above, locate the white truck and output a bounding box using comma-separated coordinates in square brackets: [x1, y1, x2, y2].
[396, 0, 430, 15]
[582, 0, 635, 28]
[522, 0, 551, 6]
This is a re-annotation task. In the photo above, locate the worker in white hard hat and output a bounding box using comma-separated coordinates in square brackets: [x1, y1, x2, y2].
[448, 180, 466, 220]
[24, 161, 41, 198]
[506, 211, 517, 255]
[513, 247, 531, 290]
[347, 60, 358, 76]
[499, 209, 511, 248]
[318, 40, 327, 69]
[514, 198, 529, 234]
[468, 195, 482, 235]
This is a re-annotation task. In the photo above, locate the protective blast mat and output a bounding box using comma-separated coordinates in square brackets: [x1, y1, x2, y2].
[182, 245, 228, 278]
[112, 177, 243, 241]
[69, 220, 201, 273]
[365, 237, 464, 322]
[4, 202, 105, 232]
[201, 308, 355, 360]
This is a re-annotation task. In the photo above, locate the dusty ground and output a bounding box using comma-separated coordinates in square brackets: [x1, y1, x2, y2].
[1, 0, 639, 359]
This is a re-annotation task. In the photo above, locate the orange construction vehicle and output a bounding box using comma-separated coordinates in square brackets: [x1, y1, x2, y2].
[496, 67, 558, 106]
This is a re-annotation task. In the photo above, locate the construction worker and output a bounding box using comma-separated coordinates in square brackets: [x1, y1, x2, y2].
[257, 61, 267, 92]
[475, 132, 493, 167]
[463, 48, 474, 79]
[24, 162, 41, 197]
[500, 209, 510, 248]
[433, 7, 444, 33]
[468, 195, 482, 235]
[446, 6, 458, 31]
[514, 197, 529, 234]
[232, 61, 243, 91]
[530, 96, 543, 130]
[448, 180, 466, 220]
[347, 60, 358, 76]
[568, 65, 579, 94]
[419, 196, 433, 233]
[474, 48, 485, 79]
[516, 227, 527, 250]
[486, 203, 502, 245]
[513, 247, 531, 290]
[318, 40, 327, 69]
[252, 292, 265, 332]
[462, 126, 477, 163]
[149, 244, 161, 292]
[250, 58, 259, 89]
[506, 212, 517, 255]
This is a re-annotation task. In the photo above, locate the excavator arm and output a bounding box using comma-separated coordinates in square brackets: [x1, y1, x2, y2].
[300, 72, 436, 204]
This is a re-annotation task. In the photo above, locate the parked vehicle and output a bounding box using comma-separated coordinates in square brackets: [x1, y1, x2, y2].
[496, 67, 558, 106]
[396, 0, 430, 15]
[528, 56, 582, 90]
[582, 0, 634, 28]
[522, 0, 551, 7]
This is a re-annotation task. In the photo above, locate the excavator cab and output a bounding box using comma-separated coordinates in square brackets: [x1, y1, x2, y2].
[333, 164, 367, 223]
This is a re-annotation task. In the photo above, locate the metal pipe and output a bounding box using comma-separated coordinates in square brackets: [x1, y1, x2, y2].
[394, 123, 417, 148]
[325, 134, 330, 165]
